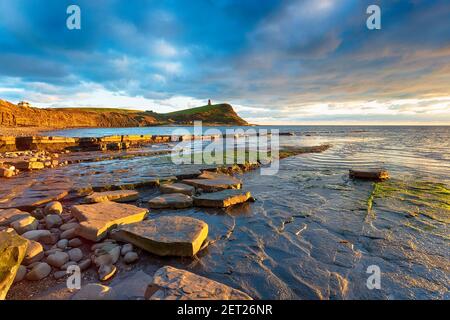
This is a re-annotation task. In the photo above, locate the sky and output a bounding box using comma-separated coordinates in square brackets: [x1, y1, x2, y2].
[0, 0, 449, 125]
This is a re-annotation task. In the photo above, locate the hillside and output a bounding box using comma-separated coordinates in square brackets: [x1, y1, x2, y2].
[0, 100, 248, 129]
[153, 103, 248, 126]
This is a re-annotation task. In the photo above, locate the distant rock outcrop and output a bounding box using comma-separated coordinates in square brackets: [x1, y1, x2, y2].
[0, 99, 249, 129]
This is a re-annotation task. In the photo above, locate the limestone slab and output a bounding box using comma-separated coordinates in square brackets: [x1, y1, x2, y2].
[147, 266, 252, 300]
[182, 177, 242, 192]
[84, 190, 139, 203]
[148, 193, 193, 209]
[0, 209, 30, 227]
[193, 190, 252, 208]
[71, 201, 148, 242]
[159, 183, 195, 196]
[111, 216, 208, 257]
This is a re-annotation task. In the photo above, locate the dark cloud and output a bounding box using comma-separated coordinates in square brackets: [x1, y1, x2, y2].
[0, 0, 449, 123]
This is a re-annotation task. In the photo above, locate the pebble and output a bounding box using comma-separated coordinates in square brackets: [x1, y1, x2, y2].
[120, 243, 133, 256]
[60, 228, 77, 239]
[46, 251, 69, 268]
[44, 201, 63, 215]
[26, 262, 51, 281]
[53, 270, 67, 280]
[98, 264, 117, 281]
[68, 238, 82, 247]
[68, 248, 83, 262]
[60, 261, 77, 270]
[78, 258, 91, 271]
[10, 216, 38, 234]
[60, 222, 79, 231]
[45, 214, 63, 229]
[123, 251, 139, 264]
[57, 239, 69, 250]
[21, 229, 51, 242]
[14, 265, 27, 283]
[45, 248, 62, 256]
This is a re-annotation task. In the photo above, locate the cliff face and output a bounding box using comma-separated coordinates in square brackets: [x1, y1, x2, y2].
[0, 100, 248, 128]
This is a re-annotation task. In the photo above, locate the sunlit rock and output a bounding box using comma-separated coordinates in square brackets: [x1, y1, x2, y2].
[71, 201, 148, 242]
[111, 216, 208, 257]
[84, 190, 139, 203]
[146, 266, 252, 300]
[0, 231, 28, 299]
[148, 193, 193, 209]
[193, 190, 252, 208]
[159, 182, 195, 196]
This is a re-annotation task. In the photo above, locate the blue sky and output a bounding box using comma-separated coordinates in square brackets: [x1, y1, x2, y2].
[0, 0, 449, 124]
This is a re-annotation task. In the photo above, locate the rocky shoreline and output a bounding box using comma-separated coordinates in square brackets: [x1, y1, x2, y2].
[0, 131, 335, 300]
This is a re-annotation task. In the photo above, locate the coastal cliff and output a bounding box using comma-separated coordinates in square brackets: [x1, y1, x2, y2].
[0, 100, 248, 129]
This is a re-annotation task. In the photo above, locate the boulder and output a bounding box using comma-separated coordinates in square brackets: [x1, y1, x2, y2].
[147, 266, 252, 300]
[44, 201, 63, 215]
[159, 183, 195, 196]
[84, 190, 139, 203]
[0, 232, 28, 299]
[10, 215, 38, 234]
[0, 209, 30, 227]
[349, 169, 390, 181]
[23, 240, 44, 265]
[193, 190, 252, 208]
[26, 262, 51, 281]
[182, 177, 242, 192]
[148, 193, 193, 209]
[71, 202, 148, 242]
[71, 283, 117, 300]
[111, 216, 208, 257]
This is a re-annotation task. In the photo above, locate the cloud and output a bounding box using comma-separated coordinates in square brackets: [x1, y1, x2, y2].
[0, 0, 449, 124]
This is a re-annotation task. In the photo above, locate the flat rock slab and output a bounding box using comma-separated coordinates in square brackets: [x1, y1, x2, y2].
[147, 266, 252, 300]
[84, 190, 139, 203]
[0, 209, 30, 227]
[349, 169, 389, 181]
[0, 231, 28, 300]
[182, 177, 242, 192]
[148, 194, 193, 209]
[159, 183, 195, 196]
[111, 216, 208, 257]
[193, 190, 252, 208]
[71, 201, 148, 242]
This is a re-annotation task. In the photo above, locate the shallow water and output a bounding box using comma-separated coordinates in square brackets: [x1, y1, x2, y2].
[6, 126, 450, 299]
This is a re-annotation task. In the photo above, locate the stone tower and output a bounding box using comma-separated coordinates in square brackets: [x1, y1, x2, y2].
[208, 99, 212, 106]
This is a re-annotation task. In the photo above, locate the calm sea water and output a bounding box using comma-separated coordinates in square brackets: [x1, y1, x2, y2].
[35, 126, 450, 299]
